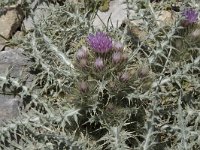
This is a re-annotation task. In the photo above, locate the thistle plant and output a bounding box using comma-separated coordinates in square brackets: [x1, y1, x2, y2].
[75, 31, 152, 94]
[0, 0, 199, 149]
[70, 31, 154, 130]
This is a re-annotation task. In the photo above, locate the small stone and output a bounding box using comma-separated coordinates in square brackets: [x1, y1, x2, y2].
[155, 10, 175, 27]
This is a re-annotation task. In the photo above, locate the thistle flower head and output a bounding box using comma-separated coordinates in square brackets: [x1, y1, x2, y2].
[113, 41, 123, 51]
[87, 32, 112, 53]
[112, 52, 122, 63]
[121, 53, 128, 62]
[94, 57, 104, 70]
[137, 66, 149, 78]
[120, 72, 130, 82]
[76, 46, 88, 60]
[79, 59, 87, 68]
[79, 81, 88, 93]
[182, 8, 198, 24]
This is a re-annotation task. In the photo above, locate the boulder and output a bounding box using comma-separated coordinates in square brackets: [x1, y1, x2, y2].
[22, 0, 51, 31]
[0, 6, 24, 39]
[155, 10, 175, 27]
[93, 0, 129, 28]
[0, 47, 34, 89]
[0, 47, 35, 124]
[0, 96, 20, 124]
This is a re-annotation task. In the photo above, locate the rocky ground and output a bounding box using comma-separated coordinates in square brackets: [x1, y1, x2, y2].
[0, 0, 45, 124]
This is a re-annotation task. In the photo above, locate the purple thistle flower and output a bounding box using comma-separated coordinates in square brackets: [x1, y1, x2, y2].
[112, 52, 122, 63]
[87, 32, 112, 53]
[182, 8, 198, 24]
[94, 57, 104, 70]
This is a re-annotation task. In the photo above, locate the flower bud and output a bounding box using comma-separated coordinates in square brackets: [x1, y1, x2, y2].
[79, 81, 89, 93]
[137, 66, 149, 78]
[113, 41, 123, 51]
[112, 52, 122, 63]
[121, 53, 128, 62]
[120, 72, 130, 82]
[79, 58, 87, 68]
[76, 46, 88, 60]
[94, 57, 104, 70]
[109, 81, 116, 89]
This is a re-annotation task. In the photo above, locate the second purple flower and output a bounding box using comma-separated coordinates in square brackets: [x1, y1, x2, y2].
[182, 8, 198, 24]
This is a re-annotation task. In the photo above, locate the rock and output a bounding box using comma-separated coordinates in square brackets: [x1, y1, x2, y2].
[0, 47, 35, 124]
[93, 0, 129, 28]
[0, 96, 20, 124]
[0, 47, 28, 66]
[22, 0, 51, 31]
[0, 6, 24, 39]
[128, 24, 147, 41]
[0, 47, 34, 87]
[155, 10, 175, 27]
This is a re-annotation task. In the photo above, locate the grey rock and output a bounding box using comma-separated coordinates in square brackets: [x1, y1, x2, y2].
[0, 96, 20, 124]
[23, 17, 34, 31]
[0, 47, 27, 65]
[0, 47, 35, 124]
[0, 48, 28, 77]
[0, 47, 34, 87]
[23, 0, 51, 31]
